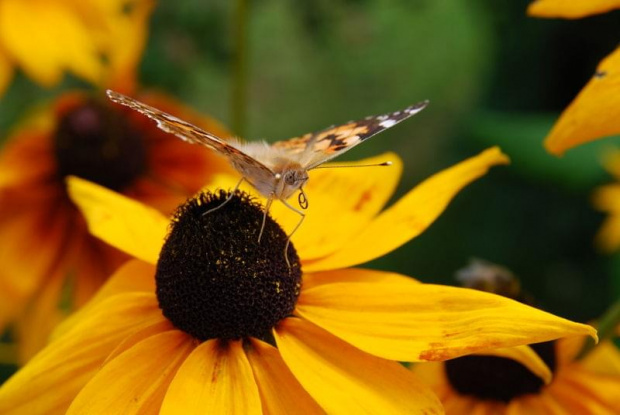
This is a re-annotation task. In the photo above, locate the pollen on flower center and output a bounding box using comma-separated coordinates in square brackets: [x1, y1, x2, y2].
[445, 341, 557, 402]
[155, 190, 302, 342]
[54, 99, 147, 191]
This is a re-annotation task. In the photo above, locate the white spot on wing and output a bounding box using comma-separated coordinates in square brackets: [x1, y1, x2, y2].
[379, 119, 397, 128]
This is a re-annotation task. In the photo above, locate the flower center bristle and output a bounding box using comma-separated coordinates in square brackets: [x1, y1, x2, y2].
[54, 99, 147, 191]
[445, 341, 557, 402]
[155, 190, 302, 342]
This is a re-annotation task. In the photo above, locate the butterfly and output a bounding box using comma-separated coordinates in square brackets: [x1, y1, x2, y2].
[107, 89, 428, 263]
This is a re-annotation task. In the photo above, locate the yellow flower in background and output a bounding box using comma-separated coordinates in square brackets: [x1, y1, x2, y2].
[0, 91, 232, 362]
[414, 259, 619, 414]
[414, 337, 620, 414]
[527, 1, 620, 155]
[0, 0, 154, 95]
[0, 149, 598, 414]
[528, 0, 620, 19]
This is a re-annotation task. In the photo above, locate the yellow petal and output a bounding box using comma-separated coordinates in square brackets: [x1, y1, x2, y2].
[581, 341, 620, 376]
[0, 48, 13, 96]
[274, 318, 443, 414]
[302, 267, 419, 291]
[160, 340, 262, 415]
[507, 394, 561, 415]
[246, 338, 324, 414]
[52, 260, 155, 341]
[474, 345, 553, 385]
[0, 293, 162, 415]
[592, 184, 620, 252]
[303, 147, 510, 271]
[527, 0, 620, 18]
[0, 0, 102, 87]
[67, 330, 193, 415]
[543, 48, 620, 155]
[295, 274, 597, 362]
[67, 176, 169, 264]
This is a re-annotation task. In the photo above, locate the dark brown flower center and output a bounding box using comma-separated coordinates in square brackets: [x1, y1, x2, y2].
[444, 341, 557, 402]
[54, 99, 147, 191]
[155, 190, 302, 342]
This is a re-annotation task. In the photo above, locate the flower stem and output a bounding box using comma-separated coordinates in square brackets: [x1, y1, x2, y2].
[577, 299, 620, 360]
[231, 0, 248, 137]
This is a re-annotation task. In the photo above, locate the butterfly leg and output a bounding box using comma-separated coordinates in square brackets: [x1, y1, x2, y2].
[202, 177, 245, 216]
[280, 197, 306, 269]
[258, 195, 274, 244]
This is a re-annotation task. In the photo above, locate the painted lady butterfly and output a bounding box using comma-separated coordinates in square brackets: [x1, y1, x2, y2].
[107, 90, 428, 261]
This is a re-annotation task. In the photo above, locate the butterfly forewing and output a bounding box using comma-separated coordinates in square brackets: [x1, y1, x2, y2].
[273, 100, 428, 169]
[106, 90, 274, 179]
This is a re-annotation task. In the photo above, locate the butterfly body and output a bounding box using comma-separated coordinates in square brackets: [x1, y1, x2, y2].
[106, 90, 428, 207]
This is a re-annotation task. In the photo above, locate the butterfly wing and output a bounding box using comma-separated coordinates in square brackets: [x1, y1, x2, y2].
[106, 90, 277, 194]
[273, 100, 429, 169]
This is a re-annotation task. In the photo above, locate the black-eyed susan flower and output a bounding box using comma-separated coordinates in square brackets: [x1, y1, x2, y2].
[0, 148, 598, 414]
[415, 260, 619, 414]
[527, 1, 620, 155]
[0, 91, 232, 361]
[0, 0, 153, 95]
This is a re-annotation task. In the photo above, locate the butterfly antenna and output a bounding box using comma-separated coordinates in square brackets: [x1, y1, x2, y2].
[203, 177, 245, 216]
[313, 161, 392, 169]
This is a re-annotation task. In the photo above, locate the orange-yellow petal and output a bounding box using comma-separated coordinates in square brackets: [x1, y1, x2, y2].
[246, 338, 324, 414]
[474, 345, 553, 385]
[303, 147, 510, 271]
[275, 318, 443, 414]
[67, 176, 169, 264]
[547, 367, 620, 413]
[527, 0, 620, 18]
[581, 341, 620, 375]
[160, 340, 262, 415]
[543, 47, 620, 155]
[0, 293, 163, 415]
[296, 272, 597, 362]
[0, 0, 102, 87]
[67, 330, 193, 415]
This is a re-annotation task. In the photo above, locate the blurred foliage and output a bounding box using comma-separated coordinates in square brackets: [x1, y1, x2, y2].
[1, 0, 619, 326]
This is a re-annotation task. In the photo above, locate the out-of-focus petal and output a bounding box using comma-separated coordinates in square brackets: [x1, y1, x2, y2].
[160, 340, 262, 415]
[67, 330, 193, 415]
[543, 48, 620, 155]
[527, 0, 620, 19]
[67, 176, 168, 264]
[246, 338, 324, 414]
[275, 318, 443, 414]
[592, 184, 620, 252]
[303, 147, 509, 271]
[296, 276, 596, 362]
[0, 0, 102, 86]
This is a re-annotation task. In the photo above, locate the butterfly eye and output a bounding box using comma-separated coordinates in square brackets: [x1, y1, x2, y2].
[284, 171, 297, 185]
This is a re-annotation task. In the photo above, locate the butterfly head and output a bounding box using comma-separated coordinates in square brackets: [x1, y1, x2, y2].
[275, 166, 309, 201]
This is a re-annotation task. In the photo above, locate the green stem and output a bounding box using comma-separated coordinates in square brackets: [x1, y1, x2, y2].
[231, 0, 248, 137]
[577, 299, 620, 360]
